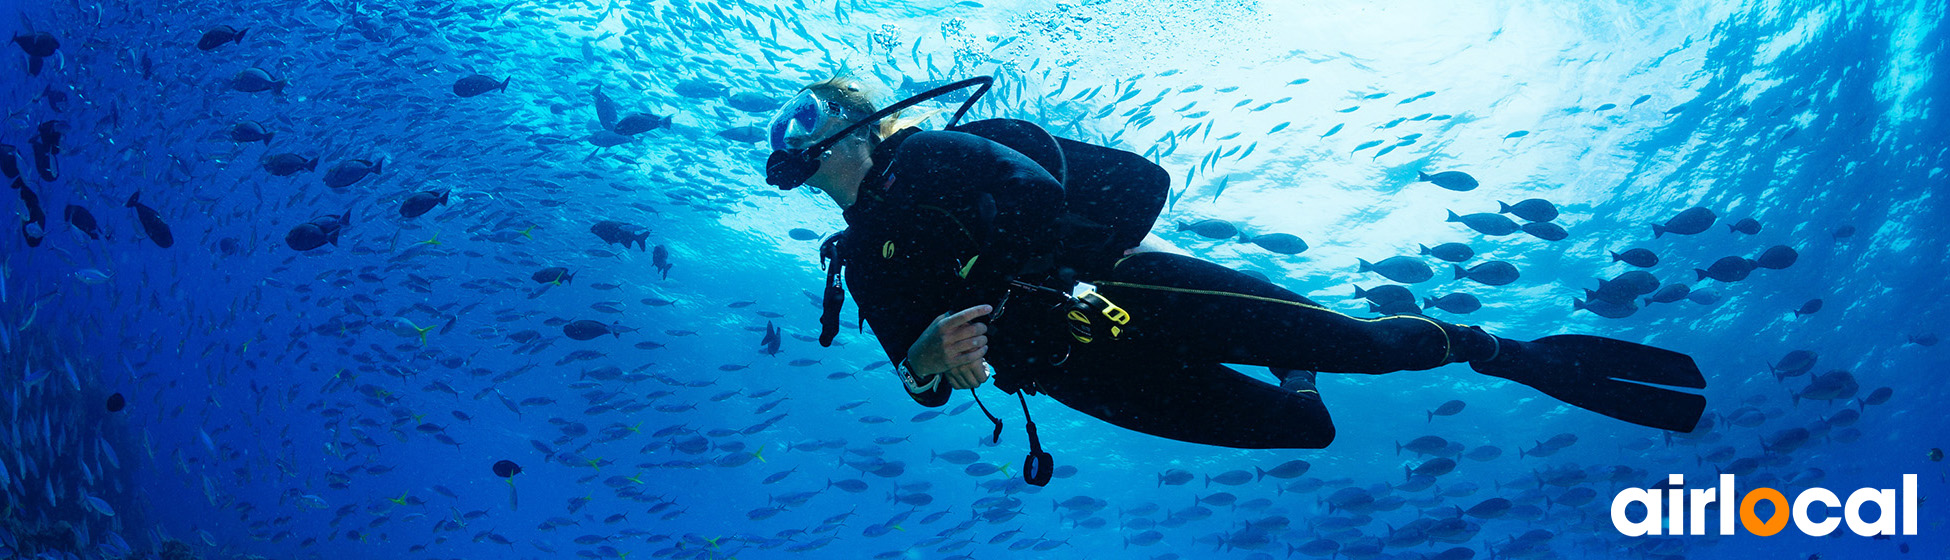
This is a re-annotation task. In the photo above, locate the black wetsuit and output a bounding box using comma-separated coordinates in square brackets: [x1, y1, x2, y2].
[825, 125, 1488, 450]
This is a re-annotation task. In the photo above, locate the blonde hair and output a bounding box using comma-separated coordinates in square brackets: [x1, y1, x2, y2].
[804, 73, 944, 143]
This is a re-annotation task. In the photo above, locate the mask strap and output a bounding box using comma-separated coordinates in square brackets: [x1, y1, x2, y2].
[795, 76, 995, 159]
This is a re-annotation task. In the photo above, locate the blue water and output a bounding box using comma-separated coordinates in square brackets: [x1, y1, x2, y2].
[1, 0, 1945, 559]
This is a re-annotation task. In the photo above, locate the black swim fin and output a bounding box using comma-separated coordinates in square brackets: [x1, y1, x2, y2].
[1472, 335, 1707, 433]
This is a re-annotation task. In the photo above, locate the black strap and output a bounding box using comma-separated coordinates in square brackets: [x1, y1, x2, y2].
[818, 234, 847, 347]
[1018, 391, 1054, 486]
[969, 389, 1004, 444]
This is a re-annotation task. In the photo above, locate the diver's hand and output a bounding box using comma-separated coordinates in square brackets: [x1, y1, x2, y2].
[944, 361, 990, 390]
[908, 305, 992, 381]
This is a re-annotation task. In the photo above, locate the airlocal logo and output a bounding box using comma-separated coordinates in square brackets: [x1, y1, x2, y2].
[1611, 474, 1918, 537]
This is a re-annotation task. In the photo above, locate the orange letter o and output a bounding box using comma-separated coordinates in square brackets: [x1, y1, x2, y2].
[1740, 488, 1790, 536]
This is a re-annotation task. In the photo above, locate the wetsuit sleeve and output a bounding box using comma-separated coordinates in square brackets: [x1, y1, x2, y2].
[893, 131, 1065, 308]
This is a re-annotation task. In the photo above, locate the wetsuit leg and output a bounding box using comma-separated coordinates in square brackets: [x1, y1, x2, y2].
[1035, 345, 1335, 449]
[1092, 252, 1490, 374]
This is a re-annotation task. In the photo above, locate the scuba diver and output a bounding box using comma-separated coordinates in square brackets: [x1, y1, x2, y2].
[763, 73, 1707, 486]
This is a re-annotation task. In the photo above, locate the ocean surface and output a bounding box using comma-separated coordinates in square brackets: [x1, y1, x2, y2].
[1, 0, 1945, 558]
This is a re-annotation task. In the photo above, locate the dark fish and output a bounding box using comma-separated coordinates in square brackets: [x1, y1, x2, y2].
[230, 67, 287, 94]
[592, 84, 619, 130]
[1591, 271, 1659, 304]
[1427, 400, 1465, 422]
[1831, 225, 1855, 239]
[218, 237, 241, 255]
[1729, 217, 1761, 234]
[1695, 256, 1755, 282]
[788, 228, 820, 241]
[1424, 293, 1481, 314]
[1446, 211, 1519, 236]
[29, 120, 67, 181]
[230, 121, 274, 144]
[1418, 243, 1473, 262]
[1651, 207, 1715, 238]
[261, 153, 318, 176]
[399, 190, 450, 218]
[1353, 284, 1415, 305]
[42, 85, 68, 111]
[1359, 257, 1434, 284]
[1243, 233, 1307, 255]
[1610, 248, 1658, 268]
[1792, 299, 1823, 317]
[1753, 245, 1797, 270]
[322, 159, 383, 189]
[612, 113, 672, 136]
[1257, 460, 1310, 481]
[1453, 261, 1519, 286]
[1, 143, 20, 178]
[125, 192, 174, 248]
[64, 205, 101, 239]
[12, 32, 59, 76]
[285, 210, 352, 251]
[1178, 219, 1238, 239]
[1908, 333, 1939, 347]
[492, 460, 522, 477]
[1520, 222, 1567, 241]
[453, 75, 510, 97]
[1418, 171, 1479, 191]
[197, 26, 247, 50]
[533, 267, 575, 285]
[106, 393, 126, 412]
[1498, 199, 1559, 222]
[652, 245, 672, 279]
[589, 220, 649, 251]
[563, 320, 635, 341]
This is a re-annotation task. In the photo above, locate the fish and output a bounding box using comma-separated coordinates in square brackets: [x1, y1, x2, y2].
[64, 204, 101, 239]
[229, 121, 274, 144]
[613, 113, 672, 136]
[1453, 261, 1520, 286]
[563, 320, 636, 341]
[261, 153, 318, 176]
[1418, 243, 1473, 263]
[453, 75, 511, 97]
[197, 26, 247, 50]
[1358, 257, 1434, 284]
[399, 190, 449, 218]
[1446, 211, 1520, 236]
[1610, 248, 1658, 268]
[1418, 171, 1479, 191]
[230, 68, 287, 95]
[125, 192, 173, 248]
[322, 159, 383, 189]
[285, 210, 352, 251]
[532, 267, 574, 285]
[590, 220, 649, 251]
[13, 32, 59, 76]
[592, 84, 620, 130]
[1651, 207, 1716, 238]
[652, 245, 672, 279]
[1497, 199, 1559, 222]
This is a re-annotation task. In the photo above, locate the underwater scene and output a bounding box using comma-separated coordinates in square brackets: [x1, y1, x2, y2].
[1, 0, 1946, 558]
